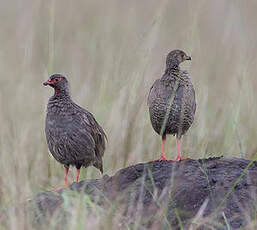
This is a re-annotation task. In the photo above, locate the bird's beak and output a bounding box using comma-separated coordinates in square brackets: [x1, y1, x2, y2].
[43, 79, 51, 86]
[186, 56, 191, 60]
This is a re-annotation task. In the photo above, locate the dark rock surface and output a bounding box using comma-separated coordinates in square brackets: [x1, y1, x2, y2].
[31, 157, 257, 229]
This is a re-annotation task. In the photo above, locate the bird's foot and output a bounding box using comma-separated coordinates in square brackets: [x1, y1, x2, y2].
[52, 184, 69, 192]
[170, 156, 188, 162]
[151, 155, 169, 162]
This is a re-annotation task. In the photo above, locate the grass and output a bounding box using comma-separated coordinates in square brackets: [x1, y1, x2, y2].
[0, 0, 257, 229]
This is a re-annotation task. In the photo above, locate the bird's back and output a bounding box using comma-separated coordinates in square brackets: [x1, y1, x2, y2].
[148, 70, 196, 137]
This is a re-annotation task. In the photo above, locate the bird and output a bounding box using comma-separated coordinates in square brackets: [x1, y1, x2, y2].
[43, 74, 107, 187]
[147, 50, 196, 161]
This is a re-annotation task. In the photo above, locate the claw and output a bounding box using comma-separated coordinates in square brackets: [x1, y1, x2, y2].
[52, 167, 70, 192]
[151, 155, 169, 162]
[170, 156, 188, 162]
[52, 184, 69, 192]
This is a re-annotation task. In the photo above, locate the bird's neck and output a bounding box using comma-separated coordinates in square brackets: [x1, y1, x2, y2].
[51, 88, 71, 101]
[162, 64, 183, 83]
[165, 60, 180, 74]
[165, 65, 181, 76]
[53, 87, 70, 98]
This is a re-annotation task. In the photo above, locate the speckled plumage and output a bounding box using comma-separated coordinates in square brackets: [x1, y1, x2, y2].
[148, 69, 196, 138]
[147, 50, 196, 161]
[44, 74, 106, 177]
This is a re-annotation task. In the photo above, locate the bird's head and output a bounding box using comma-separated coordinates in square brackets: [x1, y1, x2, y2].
[166, 50, 191, 69]
[43, 74, 69, 95]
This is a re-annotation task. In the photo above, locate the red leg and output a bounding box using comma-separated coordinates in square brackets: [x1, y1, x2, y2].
[52, 166, 69, 192]
[171, 138, 188, 161]
[64, 167, 69, 186]
[75, 169, 80, 182]
[152, 136, 169, 161]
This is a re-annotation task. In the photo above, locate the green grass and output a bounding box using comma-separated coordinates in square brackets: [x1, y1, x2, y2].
[0, 0, 257, 229]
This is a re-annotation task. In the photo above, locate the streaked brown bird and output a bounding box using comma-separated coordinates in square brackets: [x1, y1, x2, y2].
[147, 50, 196, 161]
[43, 74, 107, 187]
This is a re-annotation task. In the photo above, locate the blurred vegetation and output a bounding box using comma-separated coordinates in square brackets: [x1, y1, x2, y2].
[0, 0, 257, 228]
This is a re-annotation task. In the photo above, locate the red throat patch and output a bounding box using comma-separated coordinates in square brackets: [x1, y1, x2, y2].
[55, 88, 60, 94]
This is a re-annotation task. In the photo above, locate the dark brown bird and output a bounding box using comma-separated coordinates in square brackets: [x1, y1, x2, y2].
[147, 50, 196, 161]
[43, 74, 107, 187]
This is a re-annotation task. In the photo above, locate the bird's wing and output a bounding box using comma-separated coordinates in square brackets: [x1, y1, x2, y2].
[84, 111, 107, 158]
[65, 114, 97, 161]
[73, 104, 107, 158]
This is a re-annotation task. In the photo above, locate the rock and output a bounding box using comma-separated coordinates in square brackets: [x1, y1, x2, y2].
[30, 157, 257, 229]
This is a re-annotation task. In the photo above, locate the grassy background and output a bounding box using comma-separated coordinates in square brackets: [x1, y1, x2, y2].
[0, 0, 257, 228]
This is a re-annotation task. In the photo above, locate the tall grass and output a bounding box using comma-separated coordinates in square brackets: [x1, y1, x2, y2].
[0, 0, 257, 228]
